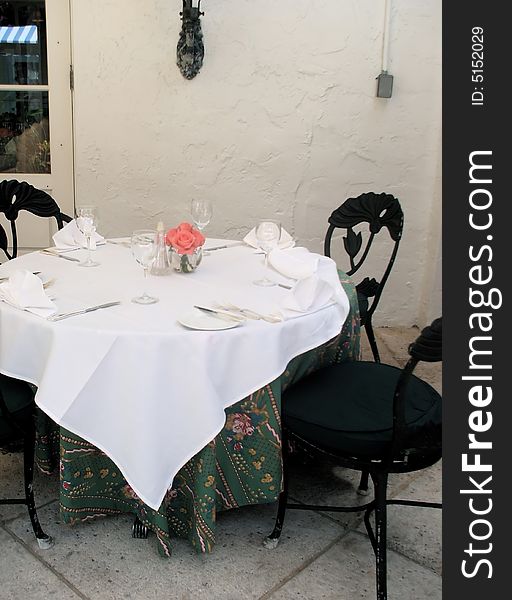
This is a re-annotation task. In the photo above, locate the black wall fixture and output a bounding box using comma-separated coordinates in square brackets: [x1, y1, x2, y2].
[177, 0, 205, 80]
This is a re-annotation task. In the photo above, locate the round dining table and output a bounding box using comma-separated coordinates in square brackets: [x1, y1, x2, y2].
[0, 238, 360, 555]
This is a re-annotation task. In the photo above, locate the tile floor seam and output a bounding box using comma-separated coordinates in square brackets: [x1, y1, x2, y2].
[288, 493, 366, 530]
[299, 488, 441, 546]
[349, 528, 443, 578]
[389, 472, 440, 500]
[256, 521, 441, 600]
[287, 490, 441, 577]
[375, 328, 406, 367]
[257, 529, 349, 600]
[1, 522, 92, 600]
[288, 497, 440, 572]
[2, 497, 59, 524]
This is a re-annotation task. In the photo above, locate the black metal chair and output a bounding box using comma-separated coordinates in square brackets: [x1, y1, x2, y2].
[265, 318, 442, 600]
[0, 374, 53, 548]
[324, 192, 403, 364]
[0, 179, 72, 260]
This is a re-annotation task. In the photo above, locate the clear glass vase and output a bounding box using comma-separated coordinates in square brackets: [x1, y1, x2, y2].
[170, 246, 203, 272]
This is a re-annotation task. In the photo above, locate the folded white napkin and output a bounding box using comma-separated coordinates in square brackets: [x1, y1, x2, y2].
[279, 275, 336, 316]
[243, 227, 295, 250]
[52, 219, 105, 250]
[268, 247, 319, 280]
[0, 270, 56, 317]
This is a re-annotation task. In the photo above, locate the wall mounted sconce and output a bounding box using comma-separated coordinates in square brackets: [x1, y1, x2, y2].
[177, 0, 205, 80]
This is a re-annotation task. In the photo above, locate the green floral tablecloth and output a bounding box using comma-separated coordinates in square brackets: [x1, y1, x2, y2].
[35, 274, 360, 556]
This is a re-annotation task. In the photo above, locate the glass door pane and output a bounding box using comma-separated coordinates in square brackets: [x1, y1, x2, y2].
[0, 0, 49, 173]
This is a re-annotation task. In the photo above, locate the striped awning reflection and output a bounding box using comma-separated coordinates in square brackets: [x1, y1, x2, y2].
[0, 25, 38, 45]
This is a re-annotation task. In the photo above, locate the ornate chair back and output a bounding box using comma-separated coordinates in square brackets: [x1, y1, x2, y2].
[324, 192, 404, 361]
[0, 179, 71, 260]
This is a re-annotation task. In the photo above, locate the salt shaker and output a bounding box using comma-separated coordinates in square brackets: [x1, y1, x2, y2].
[150, 221, 171, 275]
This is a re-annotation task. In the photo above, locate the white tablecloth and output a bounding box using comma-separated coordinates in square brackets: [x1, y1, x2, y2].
[0, 240, 349, 509]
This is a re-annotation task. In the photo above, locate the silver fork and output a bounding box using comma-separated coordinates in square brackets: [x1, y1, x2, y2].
[47, 301, 121, 321]
[216, 302, 282, 324]
[40, 249, 81, 262]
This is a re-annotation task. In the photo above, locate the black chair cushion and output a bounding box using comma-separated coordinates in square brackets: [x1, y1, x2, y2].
[0, 375, 35, 442]
[283, 361, 441, 458]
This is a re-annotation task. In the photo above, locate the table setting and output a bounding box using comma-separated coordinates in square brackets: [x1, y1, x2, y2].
[41, 206, 105, 265]
[0, 204, 361, 556]
[0, 203, 348, 328]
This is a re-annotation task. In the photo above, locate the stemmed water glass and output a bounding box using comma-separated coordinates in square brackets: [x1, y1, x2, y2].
[131, 230, 158, 304]
[76, 206, 100, 267]
[191, 199, 212, 253]
[253, 219, 281, 286]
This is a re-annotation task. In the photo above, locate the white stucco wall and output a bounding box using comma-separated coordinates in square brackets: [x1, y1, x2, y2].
[70, 0, 441, 326]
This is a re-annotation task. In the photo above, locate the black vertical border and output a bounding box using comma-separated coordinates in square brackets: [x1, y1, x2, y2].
[443, 3, 508, 597]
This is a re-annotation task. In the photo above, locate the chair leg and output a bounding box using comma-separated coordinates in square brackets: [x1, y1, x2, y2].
[365, 318, 381, 363]
[264, 485, 288, 549]
[264, 435, 290, 549]
[23, 431, 53, 549]
[132, 515, 149, 539]
[372, 472, 388, 600]
[358, 470, 370, 496]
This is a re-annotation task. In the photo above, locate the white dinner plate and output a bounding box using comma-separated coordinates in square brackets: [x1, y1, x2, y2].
[177, 309, 242, 331]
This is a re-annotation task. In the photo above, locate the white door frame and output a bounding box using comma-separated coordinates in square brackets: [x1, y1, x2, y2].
[0, 0, 74, 252]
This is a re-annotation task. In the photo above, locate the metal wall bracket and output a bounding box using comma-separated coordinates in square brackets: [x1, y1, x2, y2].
[177, 1, 205, 80]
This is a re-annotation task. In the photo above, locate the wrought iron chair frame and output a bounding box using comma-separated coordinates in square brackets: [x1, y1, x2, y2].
[0, 380, 53, 549]
[265, 319, 442, 600]
[324, 192, 404, 364]
[0, 179, 71, 260]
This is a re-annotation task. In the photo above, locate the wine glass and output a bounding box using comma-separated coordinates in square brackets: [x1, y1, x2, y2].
[191, 199, 212, 232]
[131, 230, 158, 304]
[253, 219, 281, 286]
[76, 206, 99, 267]
[191, 199, 212, 254]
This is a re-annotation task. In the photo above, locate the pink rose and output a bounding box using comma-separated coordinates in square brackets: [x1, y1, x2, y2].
[165, 222, 205, 255]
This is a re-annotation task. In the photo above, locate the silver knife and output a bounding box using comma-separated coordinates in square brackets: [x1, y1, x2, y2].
[204, 245, 229, 251]
[40, 250, 81, 262]
[193, 305, 245, 322]
[48, 301, 121, 321]
[205, 242, 245, 252]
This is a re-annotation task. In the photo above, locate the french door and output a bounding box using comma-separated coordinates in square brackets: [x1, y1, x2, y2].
[0, 0, 73, 253]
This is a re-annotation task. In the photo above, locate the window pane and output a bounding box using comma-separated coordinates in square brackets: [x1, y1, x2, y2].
[0, 1, 47, 85]
[0, 89, 50, 173]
